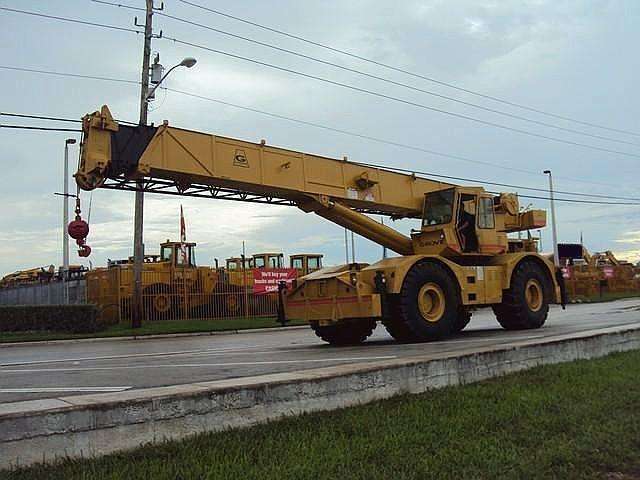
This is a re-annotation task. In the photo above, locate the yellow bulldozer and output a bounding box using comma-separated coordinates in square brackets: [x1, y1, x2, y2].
[76, 106, 564, 344]
[224, 252, 323, 288]
[87, 240, 246, 320]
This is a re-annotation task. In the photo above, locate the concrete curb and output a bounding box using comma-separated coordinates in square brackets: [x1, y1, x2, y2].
[2, 323, 639, 469]
[0, 324, 308, 348]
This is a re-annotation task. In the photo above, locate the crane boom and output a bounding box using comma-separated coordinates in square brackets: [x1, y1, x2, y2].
[77, 106, 454, 254]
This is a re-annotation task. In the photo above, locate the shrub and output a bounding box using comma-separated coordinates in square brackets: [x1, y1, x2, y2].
[0, 304, 104, 333]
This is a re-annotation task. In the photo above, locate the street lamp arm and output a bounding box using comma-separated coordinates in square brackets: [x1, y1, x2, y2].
[145, 63, 180, 101]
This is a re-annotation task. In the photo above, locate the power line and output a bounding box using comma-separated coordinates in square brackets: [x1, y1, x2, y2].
[134, 6, 638, 148]
[91, 0, 639, 148]
[1, 64, 634, 193]
[165, 86, 637, 195]
[0, 65, 139, 86]
[0, 6, 143, 34]
[164, 36, 640, 160]
[176, 0, 640, 139]
[0, 125, 82, 132]
[486, 192, 640, 206]
[6, 4, 638, 157]
[0, 110, 138, 126]
[350, 161, 640, 202]
[0, 112, 80, 124]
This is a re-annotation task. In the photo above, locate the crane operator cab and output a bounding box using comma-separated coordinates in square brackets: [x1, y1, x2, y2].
[416, 187, 543, 257]
[160, 241, 197, 267]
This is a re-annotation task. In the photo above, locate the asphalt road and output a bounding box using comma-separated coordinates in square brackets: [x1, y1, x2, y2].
[1, 298, 639, 404]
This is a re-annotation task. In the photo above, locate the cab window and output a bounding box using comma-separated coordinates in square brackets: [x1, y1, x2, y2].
[160, 246, 173, 263]
[478, 197, 495, 229]
[268, 255, 282, 268]
[176, 246, 191, 267]
[308, 257, 320, 270]
[254, 257, 265, 268]
[423, 189, 455, 226]
[227, 261, 237, 271]
[291, 258, 303, 269]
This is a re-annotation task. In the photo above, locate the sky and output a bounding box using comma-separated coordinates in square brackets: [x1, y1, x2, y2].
[1, 0, 639, 275]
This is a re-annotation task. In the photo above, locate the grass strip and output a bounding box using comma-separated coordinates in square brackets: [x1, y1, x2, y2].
[0, 317, 305, 343]
[5, 349, 640, 479]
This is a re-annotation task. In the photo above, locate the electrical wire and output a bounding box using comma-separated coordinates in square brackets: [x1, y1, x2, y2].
[177, 0, 640, 138]
[6, 5, 639, 155]
[486, 192, 640, 206]
[1, 63, 635, 193]
[0, 125, 83, 132]
[0, 112, 80, 123]
[0, 6, 143, 34]
[165, 86, 637, 193]
[349, 160, 640, 202]
[147, 7, 639, 147]
[164, 36, 640, 160]
[91, 0, 640, 147]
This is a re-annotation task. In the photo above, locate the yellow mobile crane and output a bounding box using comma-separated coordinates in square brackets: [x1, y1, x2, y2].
[76, 106, 564, 344]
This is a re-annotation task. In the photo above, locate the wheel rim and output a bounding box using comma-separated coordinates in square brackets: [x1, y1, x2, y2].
[154, 294, 171, 313]
[525, 279, 543, 312]
[417, 282, 446, 323]
[227, 294, 239, 312]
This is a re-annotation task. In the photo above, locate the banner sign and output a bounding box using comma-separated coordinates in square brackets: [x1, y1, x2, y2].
[253, 268, 297, 295]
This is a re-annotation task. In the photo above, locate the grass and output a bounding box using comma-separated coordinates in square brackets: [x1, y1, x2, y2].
[4, 350, 640, 480]
[0, 317, 306, 344]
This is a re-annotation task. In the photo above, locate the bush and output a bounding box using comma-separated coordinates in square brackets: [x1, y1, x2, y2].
[0, 304, 104, 333]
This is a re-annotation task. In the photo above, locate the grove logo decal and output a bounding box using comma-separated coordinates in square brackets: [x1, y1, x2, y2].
[234, 149, 249, 167]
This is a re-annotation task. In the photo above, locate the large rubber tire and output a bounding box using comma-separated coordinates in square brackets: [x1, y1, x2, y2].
[385, 262, 461, 342]
[381, 296, 415, 343]
[493, 260, 550, 330]
[310, 318, 376, 346]
[213, 284, 247, 318]
[453, 307, 472, 333]
[143, 283, 175, 321]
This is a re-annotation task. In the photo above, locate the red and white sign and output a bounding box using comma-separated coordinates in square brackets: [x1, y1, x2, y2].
[603, 266, 615, 279]
[253, 268, 297, 295]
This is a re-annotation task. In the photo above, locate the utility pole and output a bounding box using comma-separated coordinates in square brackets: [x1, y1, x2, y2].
[132, 0, 154, 328]
[351, 231, 356, 264]
[344, 227, 349, 264]
[62, 139, 76, 304]
[380, 217, 388, 259]
[544, 170, 559, 267]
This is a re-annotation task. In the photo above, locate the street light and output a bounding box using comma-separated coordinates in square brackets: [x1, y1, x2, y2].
[145, 57, 197, 101]
[132, 55, 197, 328]
[543, 170, 559, 267]
[63, 138, 77, 304]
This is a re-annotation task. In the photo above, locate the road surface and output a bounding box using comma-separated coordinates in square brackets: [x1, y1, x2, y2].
[1, 298, 639, 403]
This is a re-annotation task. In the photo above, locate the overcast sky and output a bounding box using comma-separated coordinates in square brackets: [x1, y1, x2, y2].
[1, 0, 639, 275]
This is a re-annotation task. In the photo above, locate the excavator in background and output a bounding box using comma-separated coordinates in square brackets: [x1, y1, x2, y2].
[76, 106, 564, 344]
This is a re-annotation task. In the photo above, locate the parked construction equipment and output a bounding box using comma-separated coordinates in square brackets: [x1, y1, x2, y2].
[557, 244, 640, 300]
[76, 106, 563, 344]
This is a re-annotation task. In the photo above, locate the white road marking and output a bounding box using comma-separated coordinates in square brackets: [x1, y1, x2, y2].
[0, 343, 271, 367]
[0, 355, 398, 373]
[0, 386, 132, 393]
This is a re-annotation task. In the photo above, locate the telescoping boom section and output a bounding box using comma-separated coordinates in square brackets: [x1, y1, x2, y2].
[77, 105, 563, 345]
